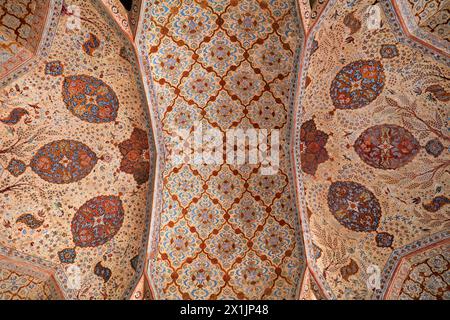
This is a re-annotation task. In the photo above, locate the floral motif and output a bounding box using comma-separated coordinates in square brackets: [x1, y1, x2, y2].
[300, 119, 329, 175]
[71, 195, 124, 248]
[7, 158, 26, 177]
[118, 128, 150, 185]
[255, 219, 292, 261]
[45, 61, 63, 76]
[228, 251, 275, 299]
[204, 91, 243, 130]
[62, 75, 119, 123]
[16, 213, 44, 229]
[223, 0, 273, 48]
[375, 232, 394, 248]
[58, 248, 76, 264]
[248, 92, 286, 128]
[166, 165, 203, 207]
[160, 219, 201, 268]
[248, 172, 286, 206]
[340, 258, 359, 281]
[327, 181, 382, 232]
[425, 138, 444, 157]
[180, 64, 220, 106]
[228, 193, 265, 238]
[177, 253, 225, 299]
[151, 38, 193, 85]
[170, 2, 216, 49]
[0, 108, 29, 125]
[354, 124, 420, 170]
[398, 251, 449, 300]
[197, 31, 243, 75]
[422, 196, 450, 212]
[30, 140, 98, 184]
[82, 33, 100, 56]
[250, 34, 291, 82]
[225, 62, 264, 104]
[380, 44, 399, 58]
[209, 166, 245, 209]
[188, 195, 225, 239]
[159, 52, 180, 72]
[205, 225, 246, 269]
[58, 195, 125, 264]
[330, 60, 385, 109]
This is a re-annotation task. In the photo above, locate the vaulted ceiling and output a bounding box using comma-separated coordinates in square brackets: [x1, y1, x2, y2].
[0, 0, 448, 300]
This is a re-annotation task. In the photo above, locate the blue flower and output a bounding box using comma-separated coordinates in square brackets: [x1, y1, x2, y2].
[380, 44, 399, 59]
[45, 61, 63, 76]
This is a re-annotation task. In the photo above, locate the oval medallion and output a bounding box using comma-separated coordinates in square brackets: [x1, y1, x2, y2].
[62, 75, 119, 123]
[354, 124, 420, 169]
[327, 181, 381, 232]
[30, 140, 97, 184]
[330, 60, 385, 110]
[71, 195, 124, 248]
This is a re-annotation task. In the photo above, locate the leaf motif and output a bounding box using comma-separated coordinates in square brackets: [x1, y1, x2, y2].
[407, 182, 422, 189]
[0, 108, 29, 125]
[94, 262, 112, 282]
[420, 180, 434, 189]
[418, 131, 430, 139]
[429, 221, 442, 228]
[343, 11, 361, 34]
[340, 259, 359, 281]
[408, 100, 418, 112]
[378, 174, 400, 184]
[434, 111, 443, 128]
[415, 171, 434, 183]
[399, 95, 412, 106]
[410, 118, 428, 131]
[425, 84, 450, 102]
[385, 97, 400, 108]
[402, 118, 414, 131]
[16, 213, 44, 229]
[373, 104, 386, 114]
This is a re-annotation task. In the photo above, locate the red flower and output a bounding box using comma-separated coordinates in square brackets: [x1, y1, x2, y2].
[118, 128, 150, 185]
[300, 119, 330, 175]
[36, 156, 53, 172]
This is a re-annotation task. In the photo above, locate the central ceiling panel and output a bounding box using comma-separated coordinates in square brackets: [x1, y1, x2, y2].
[138, 0, 306, 299]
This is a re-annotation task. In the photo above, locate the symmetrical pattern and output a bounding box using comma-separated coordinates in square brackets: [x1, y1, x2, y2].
[0, 0, 154, 299]
[0, 252, 64, 300]
[138, 0, 306, 299]
[0, 0, 449, 300]
[0, 268, 60, 299]
[390, 0, 450, 58]
[0, 0, 59, 86]
[374, 233, 449, 300]
[295, 0, 449, 299]
[406, 0, 449, 43]
[396, 250, 449, 300]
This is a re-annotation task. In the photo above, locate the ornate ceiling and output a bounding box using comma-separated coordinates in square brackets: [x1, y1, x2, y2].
[0, 0, 448, 300]
[0, 0, 60, 86]
[0, 0, 154, 299]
